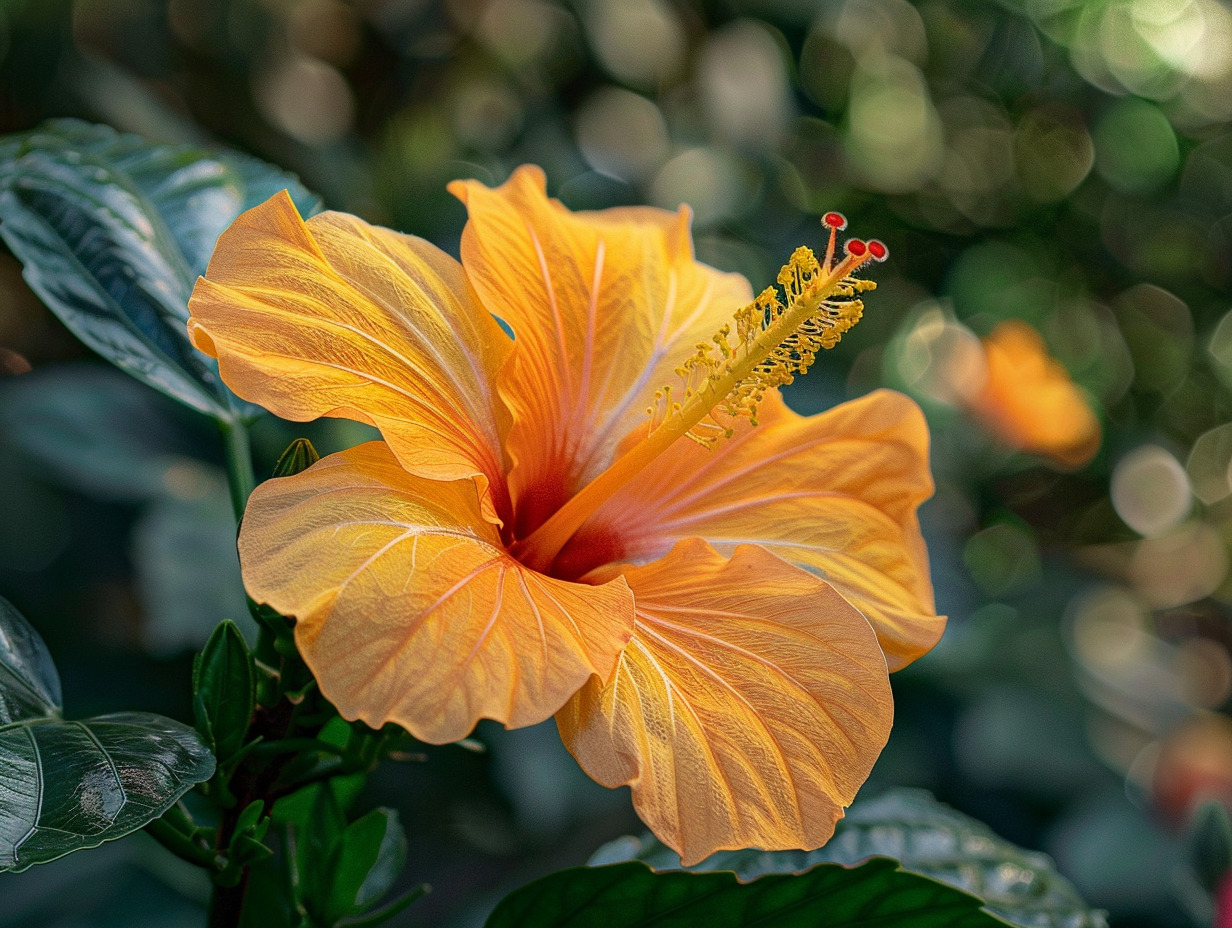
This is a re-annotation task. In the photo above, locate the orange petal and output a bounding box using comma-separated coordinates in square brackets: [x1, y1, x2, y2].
[449, 166, 751, 537]
[558, 389, 942, 670]
[557, 539, 893, 865]
[188, 192, 512, 521]
[972, 320, 1101, 468]
[238, 441, 634, 744]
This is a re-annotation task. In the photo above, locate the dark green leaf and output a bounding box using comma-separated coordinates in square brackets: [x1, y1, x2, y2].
[231, 800, 266, 842]
[0, 118, 320, 419]
[0, 598, 215, 872]
[272, 771, 367, 831]
[300, 783, 347, 911]
[324, 808, 407, 923]
[0, 597, 60, 725]
[0, 712, 216, 872]
[0, 364, 200, 502]
[593, 789, 1106, 928]
[484, 859, 1008, 928]
[232, 834, 275, 868]
[272, 438, 321, 479]
[238, 838, 298, 928]
[337, 884, 430, 928]
[192, 621, 254, 761]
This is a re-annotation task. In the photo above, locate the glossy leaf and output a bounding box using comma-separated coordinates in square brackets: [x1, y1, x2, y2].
[592, 789, 1106, 928]
[484, 859, 1007, 928]
[324, 808, 407, 923]
[192, 620, 255, 762]
[0, 118, 320, 419]
[0, 598, 60, 726]
[0, 596, 215, 872]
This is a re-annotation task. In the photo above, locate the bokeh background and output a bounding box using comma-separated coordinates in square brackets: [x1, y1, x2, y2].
[3, 0, 1232, 925]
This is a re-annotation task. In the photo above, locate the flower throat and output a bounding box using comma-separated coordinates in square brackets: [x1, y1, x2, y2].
[513, 214, 886, 573]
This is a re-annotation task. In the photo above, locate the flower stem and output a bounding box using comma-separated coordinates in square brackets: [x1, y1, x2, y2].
[219, 417, 256, 522]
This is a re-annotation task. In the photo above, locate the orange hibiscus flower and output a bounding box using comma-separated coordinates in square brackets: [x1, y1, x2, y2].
[186, 167, 943, 864]
[971, 320, 1101, 468]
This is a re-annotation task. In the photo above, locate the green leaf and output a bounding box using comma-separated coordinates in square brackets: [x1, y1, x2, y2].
[593, 789, 1106, 928]
[324, 808, 407, 923]
[0, 364, 200, 502]
[0, 118, 321, 420]
[231, 800, 267, 843]
[484, 859, 1008, 928]
[337, 884, 430, 928]
[0, 598, 60, 724]
[302, 784, 347, 896]
[237, 843, 298, 928]
[192, 620, 255, 761]
[0, 596, 215, 872]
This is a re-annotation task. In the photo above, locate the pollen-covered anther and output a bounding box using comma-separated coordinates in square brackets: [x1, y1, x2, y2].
[514, 214, 885, 571]
[649, 224, 881, 451]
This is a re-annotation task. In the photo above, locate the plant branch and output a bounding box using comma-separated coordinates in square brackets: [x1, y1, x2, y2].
[219, 417, 256, 521]
[146, 811, 220, 871]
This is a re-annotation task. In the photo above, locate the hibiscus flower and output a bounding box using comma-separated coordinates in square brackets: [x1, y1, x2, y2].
[971, 320, 1102, 468]
[186, 166, 942, 864]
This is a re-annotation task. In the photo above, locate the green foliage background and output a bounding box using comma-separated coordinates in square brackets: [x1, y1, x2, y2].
[3, 0, 1232, 925]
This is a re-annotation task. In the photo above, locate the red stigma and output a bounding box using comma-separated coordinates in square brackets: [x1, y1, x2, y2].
[867, 239, 888, 261]
[823, 212, 847, 230]
[845, 239, 867, 257]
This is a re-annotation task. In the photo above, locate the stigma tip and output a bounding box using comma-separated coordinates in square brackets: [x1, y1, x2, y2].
[867, 239, 888, 261]
[823, 211, 848, 230]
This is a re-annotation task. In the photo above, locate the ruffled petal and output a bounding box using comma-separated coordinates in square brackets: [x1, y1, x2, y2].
[557, 539, 893, 865]
[448, 166, 751, 537]
[238, 441, 634, 744]
[188, 191, 512, 521]
[557, 389, 942, 670]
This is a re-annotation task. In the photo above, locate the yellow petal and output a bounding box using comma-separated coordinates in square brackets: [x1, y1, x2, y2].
[557, 539, 893, 865]
[238, 441, 634, 744]
[448, 166, 751, 537]
[972, 320, 1101, 468]
[188, 191, 513, 521]
[557, 389, 942, 670]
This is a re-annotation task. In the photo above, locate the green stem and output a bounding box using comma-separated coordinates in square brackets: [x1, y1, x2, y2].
[219, 417, 256, 521]
[146, 812, 220, 871]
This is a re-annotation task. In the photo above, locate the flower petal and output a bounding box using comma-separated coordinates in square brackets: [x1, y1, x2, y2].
[238, 441, 634, 744]
[188, 191, 512, 520]
[558, 389, 942, 670]
[448, 166, 751, 536]
[557, 539, 893, 865]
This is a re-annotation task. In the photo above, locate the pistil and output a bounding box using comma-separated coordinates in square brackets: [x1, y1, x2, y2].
[513, 220, 885, 573]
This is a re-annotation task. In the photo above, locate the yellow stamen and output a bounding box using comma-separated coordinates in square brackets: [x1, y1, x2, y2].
[513, 232, 879, 572]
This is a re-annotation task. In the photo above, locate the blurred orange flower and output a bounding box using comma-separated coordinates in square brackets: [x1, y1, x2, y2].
[971, 320, 1101, 467]
[186, 167, 942, 863]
